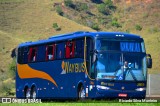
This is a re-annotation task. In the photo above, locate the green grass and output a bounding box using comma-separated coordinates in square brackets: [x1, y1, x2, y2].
[0, 102, 160, 106]
[0, 0, 23, 3]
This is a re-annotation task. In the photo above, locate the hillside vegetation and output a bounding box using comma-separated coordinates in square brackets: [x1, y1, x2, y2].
[0, 0, 159, 96]
[53, 0, 160, 73]
[0, 0, 93, 96]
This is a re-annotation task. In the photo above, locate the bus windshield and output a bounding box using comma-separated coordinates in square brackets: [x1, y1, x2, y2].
[96, 39, 145, 52]
[95, 39, 147, 81]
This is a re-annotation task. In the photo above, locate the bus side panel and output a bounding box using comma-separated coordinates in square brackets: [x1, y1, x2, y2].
[16, 58, 86, 99]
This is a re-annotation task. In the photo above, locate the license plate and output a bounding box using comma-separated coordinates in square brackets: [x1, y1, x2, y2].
[118, 94, 127, 97]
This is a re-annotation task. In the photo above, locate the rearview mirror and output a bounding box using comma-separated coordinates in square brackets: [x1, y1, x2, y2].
[147, 54, 152, 68]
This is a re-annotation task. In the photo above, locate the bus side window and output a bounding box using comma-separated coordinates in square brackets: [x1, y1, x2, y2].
[23, 47, 28, 64]
[75, 39, 84, 58]
[56, 42, 65, 59]
[36, 45, 46, 62]
[28, 47, 37, 62]
[46, 44, 55, 61]
[18, 48, 23, 64]
[65, 41, 75, 58]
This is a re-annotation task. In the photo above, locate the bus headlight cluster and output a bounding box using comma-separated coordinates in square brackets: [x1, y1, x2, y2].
[96, 85, 110, 90]
[135, 88, 146, 91]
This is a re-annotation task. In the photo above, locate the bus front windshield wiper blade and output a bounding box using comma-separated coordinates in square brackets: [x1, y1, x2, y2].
[124, 68, 137, 81]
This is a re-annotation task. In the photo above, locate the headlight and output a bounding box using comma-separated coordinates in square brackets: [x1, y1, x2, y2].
[96, 85, 110, 90]
[135, 88, 146, 91]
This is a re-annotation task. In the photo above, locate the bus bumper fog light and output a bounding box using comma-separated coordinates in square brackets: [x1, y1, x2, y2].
[135, 88, 146, 91]
[96, 85, 110, 90]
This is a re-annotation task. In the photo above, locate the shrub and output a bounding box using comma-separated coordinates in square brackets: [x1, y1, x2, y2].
[0, 47, 5, 52]
[91, 23, 100, 31]
[75, 2, 88, 11]
[56, 6, 63, 16]
[90, 0, 103, 4]
[152, 27, 159, 33]
[111, 18, 122, 28]
[104, 0, 113, 6]
[99, 18, 105, 25]
[104, 0, 116, 11]
[143, 13, 149, 18]
[0, 72, 7, 81]
[0, 82, 15, 96]
[52, 23, 61, 31]
[64, 0, 73, 7]
[8, 58, 16, 79]
[86, 20, 93, 27]
[97, 4, 110, 15]
[125, 29, 130, 33]
[148, 27, 159, 33]
[135, 24, 142, 31]
[111, 21, 121, 28]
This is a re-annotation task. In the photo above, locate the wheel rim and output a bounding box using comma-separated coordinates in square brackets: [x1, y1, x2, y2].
[31, 87, 36, 99]
[32, 91, 36, 99]
[79, 87, 85, 99]
[26, 89, 30, 99]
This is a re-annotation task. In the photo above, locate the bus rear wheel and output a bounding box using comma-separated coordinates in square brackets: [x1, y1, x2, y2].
[31, 87, 37, 99]
[78, 86, 85, 100]
[25, 88, 30, 99]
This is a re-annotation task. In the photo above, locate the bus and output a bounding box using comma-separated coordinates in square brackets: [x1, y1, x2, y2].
[16, 31, 152, 99]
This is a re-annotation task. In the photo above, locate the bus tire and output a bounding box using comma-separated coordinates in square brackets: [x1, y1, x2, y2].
[25, 87, 30, 99]
[78, 85, 85, 100]
[31, 86, 37, 99]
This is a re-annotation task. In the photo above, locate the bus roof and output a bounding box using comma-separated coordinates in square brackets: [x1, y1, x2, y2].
[18, 31, 143, 47]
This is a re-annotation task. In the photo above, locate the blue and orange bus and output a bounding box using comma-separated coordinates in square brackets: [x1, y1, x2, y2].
[16, 31, 152, 99]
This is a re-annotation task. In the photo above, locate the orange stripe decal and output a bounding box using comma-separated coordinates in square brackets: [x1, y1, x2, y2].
[17, 64, 58, 87]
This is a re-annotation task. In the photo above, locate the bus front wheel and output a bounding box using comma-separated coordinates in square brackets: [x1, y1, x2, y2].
[78, 86, 85, 100]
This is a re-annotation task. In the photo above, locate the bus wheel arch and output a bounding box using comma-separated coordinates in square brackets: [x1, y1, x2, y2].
[31, 85, 37, 99]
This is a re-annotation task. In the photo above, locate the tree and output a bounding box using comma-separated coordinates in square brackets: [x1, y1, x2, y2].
[56, 6, 63, 16]
[104, 0, 113, 6]
[135, 24, 142, 31]
[91, 23, 100, 31]
[64, 0, 73, 7]
[97, 4, 110, 15]
[90, 0, 103, 4]
[111, 18, 122, 28]
[76, 2, 88, 11]
[52, 23, 61, 31]
[104, 0, 116, 11]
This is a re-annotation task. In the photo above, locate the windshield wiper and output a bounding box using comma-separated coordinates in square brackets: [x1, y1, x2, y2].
[125, 68, 137, 81]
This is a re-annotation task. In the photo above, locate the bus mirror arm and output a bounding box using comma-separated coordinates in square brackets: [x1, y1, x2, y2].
[90, 49, 98, 54]
[147, 54, 152, 68]
[94, 49, 98, 54]
[90, 49, 98, 63]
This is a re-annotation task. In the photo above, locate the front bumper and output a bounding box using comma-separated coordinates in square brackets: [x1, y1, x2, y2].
[95, 89, 146, 99]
